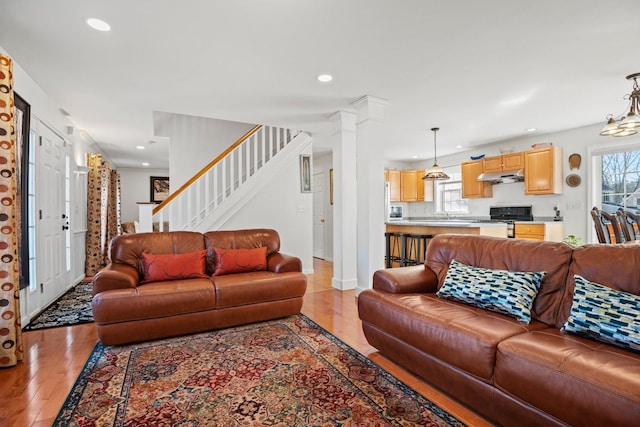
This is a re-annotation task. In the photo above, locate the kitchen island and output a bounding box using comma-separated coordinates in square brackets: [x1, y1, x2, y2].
[385, 220, 508, 267]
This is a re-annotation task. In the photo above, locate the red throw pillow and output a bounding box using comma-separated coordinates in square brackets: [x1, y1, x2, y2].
[213, 246, 268, 276]
[141, 250, 208, 284]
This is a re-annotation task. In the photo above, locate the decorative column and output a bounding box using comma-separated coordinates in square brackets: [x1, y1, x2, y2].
[329, 110, 358, 290]
[0, 54, 23, 367]
[351, 95, 389, 293]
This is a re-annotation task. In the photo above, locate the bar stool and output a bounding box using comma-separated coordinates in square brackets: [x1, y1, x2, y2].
[404, 234, 434, 265]
[385, 232, 405, 268]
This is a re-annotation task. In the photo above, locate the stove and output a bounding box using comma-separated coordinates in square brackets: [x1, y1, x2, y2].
[489, 206, 533, 238]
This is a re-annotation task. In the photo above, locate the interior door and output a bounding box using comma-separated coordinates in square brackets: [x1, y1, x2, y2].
[312, 172, 325, 259]
[30, 122, 69, 317]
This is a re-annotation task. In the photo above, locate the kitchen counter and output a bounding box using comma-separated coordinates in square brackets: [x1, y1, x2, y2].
[387, 220, 508, 228]
[386, 221, 508, 238]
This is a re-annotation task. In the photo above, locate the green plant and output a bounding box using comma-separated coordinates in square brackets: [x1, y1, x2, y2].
[563, 235, 582, 246]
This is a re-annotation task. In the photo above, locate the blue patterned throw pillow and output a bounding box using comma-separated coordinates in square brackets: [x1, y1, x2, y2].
[437, 259, 545, 323]
[562, 275, 640, 353]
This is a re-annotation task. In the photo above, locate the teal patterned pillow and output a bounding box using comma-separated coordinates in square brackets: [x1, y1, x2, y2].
[437, 260, 545, 323]
[562, 275, 640, 353]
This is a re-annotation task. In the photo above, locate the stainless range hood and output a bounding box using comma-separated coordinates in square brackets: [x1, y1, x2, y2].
[476, 169, 525, 184]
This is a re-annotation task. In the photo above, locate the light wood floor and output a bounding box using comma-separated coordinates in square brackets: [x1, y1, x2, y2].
[1, 258, 491, 426]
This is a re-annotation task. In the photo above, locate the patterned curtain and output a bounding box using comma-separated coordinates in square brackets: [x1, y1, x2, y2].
[0, 54, 23, 367]
[85, 154, 121, 275]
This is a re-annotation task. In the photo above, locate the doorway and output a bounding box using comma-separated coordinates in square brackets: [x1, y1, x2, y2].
[312, 172, 325, 259]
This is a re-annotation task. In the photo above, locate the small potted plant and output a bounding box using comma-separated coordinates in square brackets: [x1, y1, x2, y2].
[563, 235, 582, 247]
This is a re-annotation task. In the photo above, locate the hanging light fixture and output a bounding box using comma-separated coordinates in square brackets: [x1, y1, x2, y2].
[600, 72, 640, 137]
[422, 127, 449, 181]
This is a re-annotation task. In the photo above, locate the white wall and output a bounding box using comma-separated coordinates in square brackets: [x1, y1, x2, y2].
[403, 123, 640, 244]
[219, 142, 314, 273]
[119, 167, 170, 223]
[153, 111, 255, 188]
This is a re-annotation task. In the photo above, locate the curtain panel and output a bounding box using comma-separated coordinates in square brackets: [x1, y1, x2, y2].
[0, 54, 23, 367]
[85, 154, 121, 276]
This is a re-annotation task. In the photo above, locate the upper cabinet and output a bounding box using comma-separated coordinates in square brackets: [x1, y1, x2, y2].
[482, 152, 524, 173]
[385, 169, 433, 202]
[524, 146, 563, 195]
[461, 160, 493, 198]
[385, 170, 401, 202]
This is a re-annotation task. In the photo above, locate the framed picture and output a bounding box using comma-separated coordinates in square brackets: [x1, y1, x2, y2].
[300, 154, 311, 193]
[150, 176, 170, 203]
[329, 168, 334, 205]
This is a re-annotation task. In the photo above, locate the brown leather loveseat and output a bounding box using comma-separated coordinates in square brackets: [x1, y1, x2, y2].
[92, 228, 307, 346]
[358, 234, 640, 426]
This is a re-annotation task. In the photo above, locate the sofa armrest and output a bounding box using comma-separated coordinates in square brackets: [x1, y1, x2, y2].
[372, 265, 438, 294]
[92, 263, 140, 295]
[267, 253, 302, 273]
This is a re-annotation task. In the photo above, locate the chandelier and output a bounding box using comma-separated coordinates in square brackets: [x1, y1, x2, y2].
[422, 127, 449, 181]
[600, 72, 640, 137]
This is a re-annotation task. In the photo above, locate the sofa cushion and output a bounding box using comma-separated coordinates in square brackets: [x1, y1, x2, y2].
[495, 328, 640, 427]
[562, 275, 640, 352]
[92, 278, 216, 324]
[204, 229, 280, 274]
[426, 234, 572, 327]
[559, 242, 640, 326]
[211, 271, 307, 309]
[437, 260, 545, 323]
[212, 246, 267, 276]
[357, 290, 548, 382]
[141, 250, 208, 284]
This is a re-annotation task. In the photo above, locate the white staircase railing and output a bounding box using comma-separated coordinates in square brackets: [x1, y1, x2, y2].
[144, 125, 302, 232]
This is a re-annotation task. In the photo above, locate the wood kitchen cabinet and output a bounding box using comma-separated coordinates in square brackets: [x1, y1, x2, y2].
[514, 223, 545, 240]
[524, 146, 563, 195]
[385, 170, 401, 202]
[515, 222, 564, 242]
[461, 160, 492, 198]
[482, 152, 524, 173]
[400, 170, 434, 202]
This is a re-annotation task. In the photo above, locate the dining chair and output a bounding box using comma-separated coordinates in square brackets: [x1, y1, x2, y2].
[591, 207, 625, 244]
[617, 208, 640, 241]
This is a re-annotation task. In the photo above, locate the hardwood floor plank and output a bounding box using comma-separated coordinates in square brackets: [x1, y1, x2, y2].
[0, 259, 490, 426]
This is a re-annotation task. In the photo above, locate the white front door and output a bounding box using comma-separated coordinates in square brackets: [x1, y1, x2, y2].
[312, 172, 325, 259]
[27, 121, 69, 318]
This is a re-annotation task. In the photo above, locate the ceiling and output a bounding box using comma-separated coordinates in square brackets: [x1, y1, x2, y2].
[1, 0, 639, 169]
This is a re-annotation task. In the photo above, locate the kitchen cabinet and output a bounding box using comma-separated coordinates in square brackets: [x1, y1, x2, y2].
[515, 222, 564, 242]
[524, 146, 563, 195]
[482, 152, 524, 173]
[401, 170, 420, 201]
[514, 223, 545, 240]
[387, 169, 433, 202]
[461, 160, 492, 198]
[385, 170, 401, 202]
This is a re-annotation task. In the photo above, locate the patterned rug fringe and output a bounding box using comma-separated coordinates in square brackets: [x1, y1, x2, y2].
[54, 314, 465, 426]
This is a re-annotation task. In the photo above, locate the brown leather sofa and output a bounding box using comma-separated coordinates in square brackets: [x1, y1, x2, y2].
[92, 228, 307, 346]
[358, 234, 640, 426]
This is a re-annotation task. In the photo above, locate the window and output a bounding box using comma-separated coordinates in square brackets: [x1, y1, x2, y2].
[601, 149, 640, 214]
[435, 167, 469, 214]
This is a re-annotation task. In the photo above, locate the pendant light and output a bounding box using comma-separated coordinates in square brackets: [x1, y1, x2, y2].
[422, 127, 449, 181]
[600, 72, 640, 137]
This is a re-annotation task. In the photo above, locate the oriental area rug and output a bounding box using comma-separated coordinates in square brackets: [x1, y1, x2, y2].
[54, 314, 465, 426]
[23, 281, 94, 330]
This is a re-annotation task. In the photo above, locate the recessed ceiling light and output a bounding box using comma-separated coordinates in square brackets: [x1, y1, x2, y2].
[412, 155, 418, 159]
[142, 162, 150, 167]
[456, 145, 463, 149]
[87, 18, 111, 32]
[136, 145, 146, 150]
[317, 74, 333, 83]
[526, 128, 537, 132]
